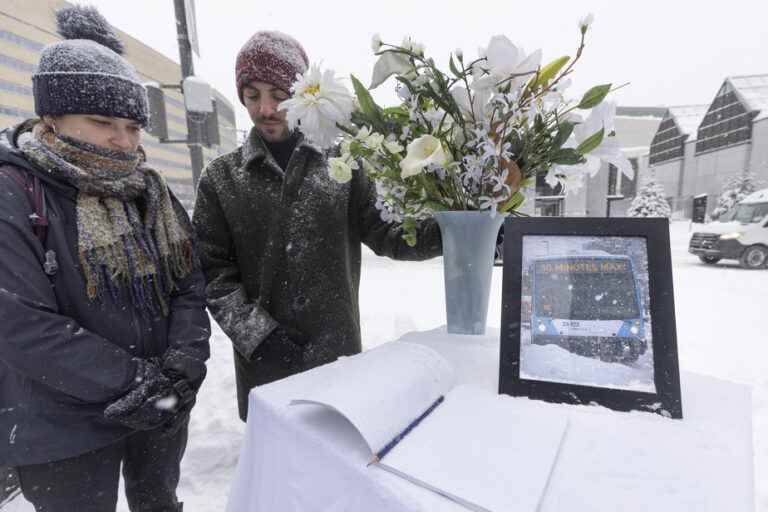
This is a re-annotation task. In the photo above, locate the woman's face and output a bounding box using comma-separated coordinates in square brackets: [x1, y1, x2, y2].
[45, 114, 142, 152]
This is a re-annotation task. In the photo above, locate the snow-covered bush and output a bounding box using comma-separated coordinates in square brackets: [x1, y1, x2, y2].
[627, 179, 671, 218]
[712, 172, 760, 220]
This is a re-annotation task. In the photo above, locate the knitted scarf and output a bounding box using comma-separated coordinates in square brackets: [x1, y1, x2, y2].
[20, 124, 195, 317]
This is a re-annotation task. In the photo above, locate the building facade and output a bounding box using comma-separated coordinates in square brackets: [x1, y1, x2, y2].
[529, 107, 664, 217]
[0, 0, 238, 207]
[649, 74, 768, 218]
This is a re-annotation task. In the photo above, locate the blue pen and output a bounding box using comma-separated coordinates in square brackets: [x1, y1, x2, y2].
[368, 395, 445, 466]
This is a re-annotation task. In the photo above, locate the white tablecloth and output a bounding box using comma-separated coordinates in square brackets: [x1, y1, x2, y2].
[227, 327, 754, 512]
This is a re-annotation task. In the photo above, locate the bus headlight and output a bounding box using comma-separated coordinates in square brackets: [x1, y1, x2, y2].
[630, 326, 639, 335]
[719, 232, 743, 240]
[538, 323, 547, 333]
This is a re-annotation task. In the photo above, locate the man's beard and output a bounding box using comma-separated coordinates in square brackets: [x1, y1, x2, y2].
[255, 118, 290, 142]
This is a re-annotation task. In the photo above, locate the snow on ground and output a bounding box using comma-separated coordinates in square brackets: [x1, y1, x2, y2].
[520, 343, 657, 393]
[6, 220, 768, 511]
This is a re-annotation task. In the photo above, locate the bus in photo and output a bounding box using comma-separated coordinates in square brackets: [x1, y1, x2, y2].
[530, 253, 647, 363]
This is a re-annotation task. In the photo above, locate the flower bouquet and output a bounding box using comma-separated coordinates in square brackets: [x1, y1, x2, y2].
[280, 14, 631, 245]
[280, 16, 633, 334]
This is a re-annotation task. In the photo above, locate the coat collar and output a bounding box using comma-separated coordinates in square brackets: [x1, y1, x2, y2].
[242, 127, 323, 172]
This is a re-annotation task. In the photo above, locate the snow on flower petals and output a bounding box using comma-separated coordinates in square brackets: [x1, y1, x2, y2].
[399, 134, 448, 179]
[280, 64, 354, 149]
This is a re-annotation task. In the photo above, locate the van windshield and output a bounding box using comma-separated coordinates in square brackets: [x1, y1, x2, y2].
[732, 202, 768, 223]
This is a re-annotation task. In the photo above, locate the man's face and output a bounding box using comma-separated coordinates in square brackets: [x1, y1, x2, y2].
[242, 81, 291, 143]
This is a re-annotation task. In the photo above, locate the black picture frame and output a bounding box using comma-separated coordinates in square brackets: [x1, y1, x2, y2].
[499, 217, 683, 419]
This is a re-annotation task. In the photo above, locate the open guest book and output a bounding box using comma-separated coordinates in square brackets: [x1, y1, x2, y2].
[289, 342, 569, 512]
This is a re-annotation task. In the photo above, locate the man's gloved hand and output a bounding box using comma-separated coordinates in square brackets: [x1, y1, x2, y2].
[104, 359, 183, 431]
[239, 324, 310, 368]
[161, 349, 207, 391]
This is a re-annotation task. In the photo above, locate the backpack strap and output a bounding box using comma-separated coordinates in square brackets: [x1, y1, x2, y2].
[0, 164, 48, 243]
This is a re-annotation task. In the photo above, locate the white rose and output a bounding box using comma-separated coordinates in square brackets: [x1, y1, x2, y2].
[366, 132, 385, 151]
[328, 157, 353, 183]
[384, 140, 404, 154]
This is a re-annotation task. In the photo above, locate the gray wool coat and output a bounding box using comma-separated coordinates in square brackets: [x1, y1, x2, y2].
[192, 129, 442, 419]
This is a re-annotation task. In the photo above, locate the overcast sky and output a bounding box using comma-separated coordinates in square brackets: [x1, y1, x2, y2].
[88, 0, 768, 131]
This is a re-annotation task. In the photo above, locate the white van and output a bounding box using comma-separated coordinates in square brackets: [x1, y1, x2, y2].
[689, 188, 768, 269]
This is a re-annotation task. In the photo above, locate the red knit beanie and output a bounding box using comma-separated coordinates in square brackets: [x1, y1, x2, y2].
[235, 31, 309, 103]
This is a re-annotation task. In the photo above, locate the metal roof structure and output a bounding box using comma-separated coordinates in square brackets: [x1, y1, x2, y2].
[728, 74, 768, 121]
[666, 105, 708, 137]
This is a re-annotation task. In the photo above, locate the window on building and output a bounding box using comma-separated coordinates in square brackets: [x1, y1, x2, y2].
[695, 82, 753, 154]
[608, 165, 618, 196]
[649, 115, 685, 165]
[535, 173, 563, 197]
[621, 159, 638, 197]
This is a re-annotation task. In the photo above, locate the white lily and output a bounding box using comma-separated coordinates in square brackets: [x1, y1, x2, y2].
[370, 51, 413, 89]
[450, 85, 491, 123]
[546, 163, 588, 194]
[572, 100, 633, 178]
[399, 134, 449, 178]
[472, 35, 542, 92]
[280, 64, 354, 149]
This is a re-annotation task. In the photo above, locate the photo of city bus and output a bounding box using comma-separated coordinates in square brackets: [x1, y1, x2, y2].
[529, 253, 648, 363]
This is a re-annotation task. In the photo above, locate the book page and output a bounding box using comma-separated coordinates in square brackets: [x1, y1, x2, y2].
[290, 341, 456, 455]
[377, 385, 569, 512]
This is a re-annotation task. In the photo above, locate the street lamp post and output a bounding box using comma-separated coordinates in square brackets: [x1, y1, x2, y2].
[172, 0, 205, 189]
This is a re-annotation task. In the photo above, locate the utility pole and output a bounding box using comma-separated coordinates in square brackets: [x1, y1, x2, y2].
[172, 0, 205, 189]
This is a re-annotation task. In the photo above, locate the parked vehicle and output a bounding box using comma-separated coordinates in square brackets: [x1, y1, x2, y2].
[530, 254, 647, 363]
[689, 188, 768, 269]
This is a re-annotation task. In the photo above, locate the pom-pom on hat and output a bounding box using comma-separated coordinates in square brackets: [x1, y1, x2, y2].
[32, 5, 149, 126]
[235, 31, 309, 103]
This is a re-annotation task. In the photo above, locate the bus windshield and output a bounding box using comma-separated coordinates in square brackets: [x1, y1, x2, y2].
[533, 258, 640, 320]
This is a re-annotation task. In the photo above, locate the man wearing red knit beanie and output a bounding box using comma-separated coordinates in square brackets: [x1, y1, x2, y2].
[193, 31, 443, 421]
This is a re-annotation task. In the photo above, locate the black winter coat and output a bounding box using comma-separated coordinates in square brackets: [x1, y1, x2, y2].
[193, 129, 442, 419]
[0, 127, 210, 466]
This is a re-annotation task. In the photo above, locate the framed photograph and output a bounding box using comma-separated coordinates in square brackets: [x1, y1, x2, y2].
[499, 217, 683, 419]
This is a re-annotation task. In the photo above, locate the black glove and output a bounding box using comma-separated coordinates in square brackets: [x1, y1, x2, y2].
[162, 349, 207, 391]
[105, 359, 184, 431]
[158, 396, 195, 439]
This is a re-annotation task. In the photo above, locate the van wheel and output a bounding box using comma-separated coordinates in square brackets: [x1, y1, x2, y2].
[698, 255, 721, 264]
[740, 245, 768, 269]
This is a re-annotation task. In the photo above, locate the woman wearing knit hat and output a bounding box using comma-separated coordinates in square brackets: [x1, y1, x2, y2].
[193, 31, 442, 422]
[0, 6, 210, 511]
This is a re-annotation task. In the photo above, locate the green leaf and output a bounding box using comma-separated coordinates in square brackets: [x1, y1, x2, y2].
[351, 74, 385, 131]
[552, 122, 575, 149]
[499, 191, 525, 212]
[576, 127, 605, 155]
[449, 55, 462, 79]
[577, 84, 612, 109]
[423, 200, 447, 211]
[531, 56, 570, 88]
[551, 148, 584, 165]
